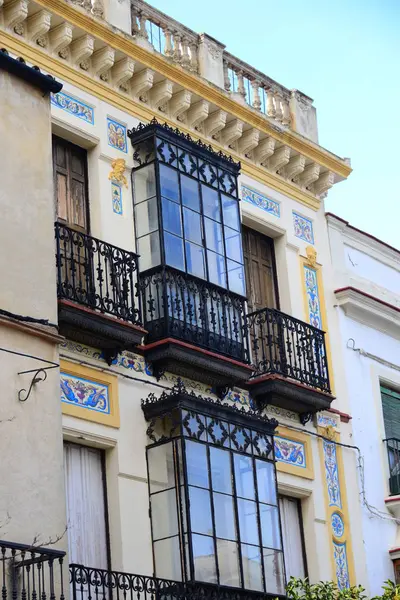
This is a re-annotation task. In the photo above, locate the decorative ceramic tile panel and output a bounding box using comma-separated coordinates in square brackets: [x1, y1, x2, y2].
[60, 372, 110, 414]
[293, 212, 314, 244]
[331, 513, 344, 538]
[304, 265, 322, 329]
[274, 436, 306, 468]
[60, 341, 153, 375]
[241, 185, 280, 217]
[322, 439, 342, 508]
[318, 414, 338, 428]
[111, 182, 123, 215]
[107, 117, 127, 152]
[333, 542, 350, 590]
[51, 92, 94, 124]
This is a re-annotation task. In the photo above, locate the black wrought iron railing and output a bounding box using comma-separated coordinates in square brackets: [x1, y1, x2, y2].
[0, 540, 66, 600]
[139, 267, 249, 363]
[70, 564, 285, 600]
[246, 307, 330, 393]
[55, 223, 142, 325]
[384, 438, 400, 495]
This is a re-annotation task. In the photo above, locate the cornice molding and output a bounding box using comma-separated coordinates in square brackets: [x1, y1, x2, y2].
[29, 0, 351, 179]
[2, 29, 321, 210]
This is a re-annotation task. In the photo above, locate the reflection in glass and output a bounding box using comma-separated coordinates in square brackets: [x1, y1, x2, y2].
[217, 539, 241, 587]
[133, 164, 156, 202]
[164, 232, 184, 271]
[192, 534, 217, 583]
[147, 443, 175, 493]
[256, 460, 277, 505]
[214, 493, 236, 540]
[189, 487, 213, 535]
[260, 504, 281, 549]
[151, 489, 179, 539]
[237, 499, 259, 546]
[241, 544, 263, 591]
[207, 250, 227, 288]
[162, 198, 182, 236]
[160, 164, 179, 201]
[210, 447, 232, 494]
[186, 440, 209, 488]
[183, 208, 202, 245]
[234, 454, 255, 500]
[205, 218, 224, 254]
[135, 198, 158, 237]
[202, 185, 220, 221]
[185, 242, 206, 279]
[154, 536, 182, 581]
[225, 227, 243, 262]
[181, 175, 200, 211]
[227, 260, 245, 296]
[137, 232, 160, 271]
[222, 194, 240, 230]
[264, 548, 285, 595]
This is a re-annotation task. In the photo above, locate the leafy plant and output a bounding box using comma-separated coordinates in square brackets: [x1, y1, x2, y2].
[285, 577, 366, 600]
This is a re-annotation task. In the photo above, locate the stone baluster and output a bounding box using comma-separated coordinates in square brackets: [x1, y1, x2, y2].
[281, 96, 291, 126]
[131, 9, 139, 35]
[137, 12, 148, 40]
[274, 90, 283, 122]
[163, 27, 173, 57]
[189, 41, 198, 73]
[173, 32, 182, 64]
[223, 61, 231, 92]
[237, 70, 246, 100]
[266, 88, 276, 118]
[181, 38, 191, 70]
[251, 80, 261, 111]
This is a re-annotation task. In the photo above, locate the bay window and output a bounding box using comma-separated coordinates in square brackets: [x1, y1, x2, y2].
[142, 382, 285, 597]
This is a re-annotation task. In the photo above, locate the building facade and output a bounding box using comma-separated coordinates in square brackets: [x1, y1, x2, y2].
[0, 0, 373, 598]
[327, 214, 400, 595]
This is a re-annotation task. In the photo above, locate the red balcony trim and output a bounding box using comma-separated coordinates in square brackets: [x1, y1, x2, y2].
[385, 496, 400, 505]
[140, 337, 253, 370]
[334, 286, 400, 314]
[326, 407, 352, 423]
[58, 299, 148, 334]
[248, 372, 334, 397]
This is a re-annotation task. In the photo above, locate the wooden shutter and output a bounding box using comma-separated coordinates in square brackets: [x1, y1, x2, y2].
[64, 443, 109, 569]
[279, 496, 307, 580]
[382, 386, 400, 440]
[53, 136, 89, 232]
[243, 226, 278, 312]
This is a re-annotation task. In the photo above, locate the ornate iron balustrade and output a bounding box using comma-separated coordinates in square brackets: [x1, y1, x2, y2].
[384, 438, 400, 495]
[55, 223, 142, 325]
[0, 540, 66, 600]
[139, 267, 249, 362]
[247, 307, 330, 393]
[70, 564, 285, 600]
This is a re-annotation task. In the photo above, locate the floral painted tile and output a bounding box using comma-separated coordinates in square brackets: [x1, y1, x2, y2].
[60, 372, 110, 414]
[293, 212, 314, 244]
[241, 185, 280, 217]
[111, 182, 123, 215]
[107, 117, 127, 153]
[51, 91, 94, 124]
[274, 436, 306, 468]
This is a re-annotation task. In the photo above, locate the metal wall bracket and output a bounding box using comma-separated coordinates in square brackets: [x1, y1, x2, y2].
[18, 368, 48, 402]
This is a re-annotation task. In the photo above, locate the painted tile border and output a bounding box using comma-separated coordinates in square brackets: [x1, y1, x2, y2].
[241, 184, 280, 217]
[293, 211, 314, 244]
[60, 360, 120, 427]
[61, 371, 110, 415]
[51, 91, 94, 124]
[275, 436, 306, 468]
[275, 427, 314, 479]
[107, 116, 127, 153]
[111, 181, 123, 215]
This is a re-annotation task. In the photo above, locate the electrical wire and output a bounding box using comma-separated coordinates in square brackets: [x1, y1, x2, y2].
[0, 307, 58, 329]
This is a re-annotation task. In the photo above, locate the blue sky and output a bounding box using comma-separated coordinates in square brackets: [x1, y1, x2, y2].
[150, 0, 400, 248]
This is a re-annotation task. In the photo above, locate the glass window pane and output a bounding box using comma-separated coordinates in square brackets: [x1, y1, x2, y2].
[214, 493, 236, 541]
[154, 537, 182, 581]
[135, 198, 158, 237]
[227, 260, 246, 295]
[192, 534, 217, 584]
[222, 194, 240, 230]
[264, 549, 285, 595]
[207, 251, 227, 288]
[147, 443, 175, 493]
[181, 175, 200, 211]
[133, 165, 156, 203]
[256, 460, 277, 505]
[162, 197, 182, 236]
[183, 208, 202, 244]
[205, 218, 224, 254]
[151, 489, 178, 539]
[165, 232, 185, 271]
[202, 185, 220, 222]
[186, 440, 209, 488]
[138, 232, 161, 271]
[241, 544, 263, 591]
[210, 447, 232, 494]
[217, 539, 241, 587]
[186, 242, 206, 279]
[260, 504, 281, 549]
[190, 487, 213, 535]
[237, 498, 259, 546]
[224, 227, 243, 262]
[234, 454, 255, 500]
[160, 164, 179, 201]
